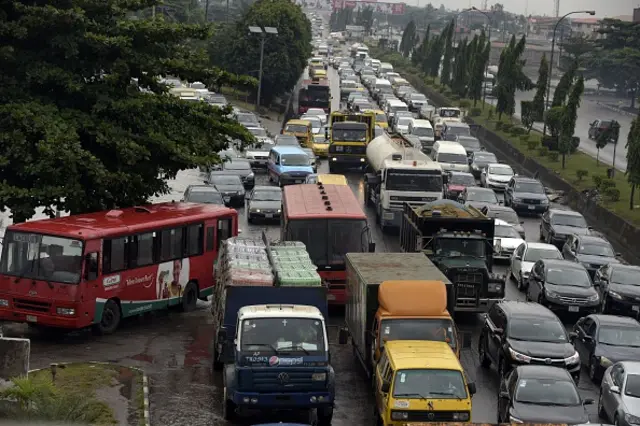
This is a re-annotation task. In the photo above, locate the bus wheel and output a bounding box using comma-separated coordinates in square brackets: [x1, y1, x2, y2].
[181, 282, 198, 312]
[93, 299, 121, 335]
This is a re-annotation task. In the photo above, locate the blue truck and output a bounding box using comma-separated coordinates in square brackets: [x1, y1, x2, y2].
[212, 285, 337, 425]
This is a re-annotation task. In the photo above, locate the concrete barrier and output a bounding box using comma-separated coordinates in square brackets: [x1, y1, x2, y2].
[0, 337, 29, 379]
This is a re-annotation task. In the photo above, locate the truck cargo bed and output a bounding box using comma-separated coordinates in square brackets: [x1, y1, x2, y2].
[344, 252, 451, 286]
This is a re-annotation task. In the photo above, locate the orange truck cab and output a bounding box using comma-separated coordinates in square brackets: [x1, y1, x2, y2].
[340, 252, 471, 378]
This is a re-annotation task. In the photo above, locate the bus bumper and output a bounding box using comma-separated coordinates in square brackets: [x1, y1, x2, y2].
[328, 155, 366, 168]
[0, 308, 87, 329]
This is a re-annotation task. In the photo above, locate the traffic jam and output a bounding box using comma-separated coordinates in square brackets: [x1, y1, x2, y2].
[1, 10, 640, 426]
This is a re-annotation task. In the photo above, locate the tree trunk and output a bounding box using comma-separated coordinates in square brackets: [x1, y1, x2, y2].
[596, 148, 599, 166]
[562, 153, 566, 169]
[631, 184, 636, 210]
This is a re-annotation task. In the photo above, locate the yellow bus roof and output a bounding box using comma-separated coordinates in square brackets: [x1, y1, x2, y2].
[364, 109, 386, 115]
[286, 119, 311, 126]
[317, 174, 348, 185]
[385, 341, 461, 370]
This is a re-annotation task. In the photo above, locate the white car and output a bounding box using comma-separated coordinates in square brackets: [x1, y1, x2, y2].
[305, 108, 327, 125]
[394, 116, 413, 134]
[246, 127, 273, 145]
[481, 163, 514, 191]
[300, 115, 322, 134]
[508, 241, 563, 291]
[493, 219, 525, 261]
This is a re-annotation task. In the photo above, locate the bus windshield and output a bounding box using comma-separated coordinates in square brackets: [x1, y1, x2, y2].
[386, 169, 443, 192]
[0, 231, 84, 284]
[380, 318, 457, 350]
[286, 219, 368, 266]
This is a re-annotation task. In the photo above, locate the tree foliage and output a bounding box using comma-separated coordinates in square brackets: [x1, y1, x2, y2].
[440, 20, 455, 87]
[467, 32, 490, 106]
[531, 54, 548, 124]
[451, 38, 469, 97]
[209, 0, 311, 105]
[559, 76, 584, 168]
[552, 61, 577, 107]
[330, 8, 353, 31]
[0, 0, 254, 223]
[559, 34, 593, 68]
[626, 117, 640, 209]
[494, 35, 533, 119]
[355, 7, 374, 35]
[400, 20, 418, 57]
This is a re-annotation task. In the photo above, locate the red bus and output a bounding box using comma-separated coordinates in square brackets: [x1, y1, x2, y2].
[298, 79, 331, 115]
[0, 202, 238, 334]
[281, 183, 375, 305]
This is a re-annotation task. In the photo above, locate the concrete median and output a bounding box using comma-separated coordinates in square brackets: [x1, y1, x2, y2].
[0, 337, 30, 379]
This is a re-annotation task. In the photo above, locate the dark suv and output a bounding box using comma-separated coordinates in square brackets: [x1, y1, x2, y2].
[505, 176, 549, 214]
[562, 234, 620, 278]
[539, 209, 592, 247]
[478, 300, 581, 382]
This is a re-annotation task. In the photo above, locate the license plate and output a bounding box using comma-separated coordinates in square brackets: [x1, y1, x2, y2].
[26, 315, 37, 323]
[265, 213, 273, 218]
[568, 306, 579, 312]
[633, 306, 639, 312]
[295, 180, 302, 183]
[528, 205, 535, 210]
[327, 294, 336, 301]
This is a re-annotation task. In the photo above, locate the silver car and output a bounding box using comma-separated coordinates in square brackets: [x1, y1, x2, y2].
[600, 361, 640, 426]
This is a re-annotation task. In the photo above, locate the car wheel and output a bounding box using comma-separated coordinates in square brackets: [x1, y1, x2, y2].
[92, 299, 121, 335]
[517, 272, 525, 291]
[590, 356, 602, 384]
[181, 282, 198, 312]
[539, 226, 544, 241]
[598, 391, 607, 421]
[479, 335, 491, 368]
[222, 386, 236, 421]
[614, 413, 620, 426]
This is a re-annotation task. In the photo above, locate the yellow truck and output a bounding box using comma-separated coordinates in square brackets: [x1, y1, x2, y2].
[283, 119, 313, 148]
[326, 111, 375, 173]
[373, 340, 476, 425]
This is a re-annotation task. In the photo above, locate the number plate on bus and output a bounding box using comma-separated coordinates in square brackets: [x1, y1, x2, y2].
[26, 315, 37, 323]
[528, 205, 535, 210]
[568, 306, 579, 312]
[327, 294, 336, 301]
[295, 180, 302, 183]
[265, 214, 273, 218]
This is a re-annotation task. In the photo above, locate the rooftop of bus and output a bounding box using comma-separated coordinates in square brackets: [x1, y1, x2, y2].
[6, 202, 236, 240]
[283, 184, 366, 220]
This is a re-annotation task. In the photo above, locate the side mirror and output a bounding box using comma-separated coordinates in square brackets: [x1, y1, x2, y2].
[514, 255, 522, 260]
[381, 381, 391, 393]
[616, 252, 623, 258]
[520, 221, 525, 224]
[338, 327, 348, 345]
[217, 328, 228, 343]
[611, 386, 620, 394]
[583, 398, 595, 405]
[369, 242, 376, 252]
[498, 200, 504, 205]
[468, 382, 477, 396]
[245, 192, 251, 199]
[204, 180, 209, 184]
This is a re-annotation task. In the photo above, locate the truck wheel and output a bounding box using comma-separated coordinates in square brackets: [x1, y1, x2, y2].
[92, 299, 121, 335]
[181, 282, 198, 312]
[222, 387, 236, 421]
[317, 406, 333, 426]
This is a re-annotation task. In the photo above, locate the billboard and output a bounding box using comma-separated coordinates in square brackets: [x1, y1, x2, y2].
[331, 0, 405, 15]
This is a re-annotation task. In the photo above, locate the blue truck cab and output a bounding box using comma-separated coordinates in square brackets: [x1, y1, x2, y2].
[267, 146, 314, 187]
[213, 286, 335, 425]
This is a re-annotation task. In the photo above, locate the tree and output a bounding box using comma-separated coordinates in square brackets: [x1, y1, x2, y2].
[440, 20, 455, 86]
[559, 34, 593, 68]
[399, 20, 418, 57]
[451, 38, 471, 97]
[558, 76, 585, 168]
[467, 33, 490, 106]
[626, 117, 640, 209]
[412, 24, 430, 68]
[209, 0, 312, 105]
[356, 6, 374, 35]
[552, 61, 577, 107]
[426, 34, 445, 78]
[530, 54, 548, 127]
[0, 0, 253, 223]
[495, 35, 533, 120]
[520, 101, 535, 133]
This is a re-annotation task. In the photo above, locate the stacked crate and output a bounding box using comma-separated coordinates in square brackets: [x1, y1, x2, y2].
[216, 238, 274, 287]
[269, 241, 322, 287]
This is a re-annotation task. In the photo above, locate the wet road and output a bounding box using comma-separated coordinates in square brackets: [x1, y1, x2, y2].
[2, 62, 608, 425]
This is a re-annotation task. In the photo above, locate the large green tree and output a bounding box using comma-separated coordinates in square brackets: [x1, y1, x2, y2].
[552, 61, 577, 107]
[495, 35, 533, 119]
[0, 0, 252, 223]
[209, 0, 311, 105]
[558, 76, 584, 168]
[467, 32, 490, 106]
[440, 20, 455, 87]
[521, 54, 549, 133]
[626, 118, 640, 209]
[400, 20, 418, 57]
[451, 38, 470, 97]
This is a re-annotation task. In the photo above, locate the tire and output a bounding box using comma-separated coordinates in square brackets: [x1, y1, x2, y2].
[222, 387, 236, 421]
[539, 226, 544, 241]
[92, 299, 121, 335]
[602, 294, 609, 314]
[317, 406, 333, 426]
[599, 391, 608, 421]
[247, 216, 253, 224]
[181, 282, 198, 312]
[590, 356, 602, 384]
[479, 335, 491, 368]
[517, 272, 526, 292]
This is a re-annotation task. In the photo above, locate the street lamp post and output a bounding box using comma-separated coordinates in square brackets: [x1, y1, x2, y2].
[249, 26, 278, 111]
[471, 7, 492, 108]
[453, 8, 473, 44]
[541, 10, 595, 136]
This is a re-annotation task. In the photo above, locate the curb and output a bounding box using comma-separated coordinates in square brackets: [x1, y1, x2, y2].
[28, 361, 151, 426]
[596, 101, 638, 118]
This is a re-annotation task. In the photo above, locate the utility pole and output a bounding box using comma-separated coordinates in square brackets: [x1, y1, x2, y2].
[205, 0, 210, 22]
[249, 26, 279, 110]
[152, 5, 156, 18]
[226, 0, 230, 22]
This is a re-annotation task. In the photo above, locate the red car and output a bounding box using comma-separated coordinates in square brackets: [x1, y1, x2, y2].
[445, 171, 477, 199]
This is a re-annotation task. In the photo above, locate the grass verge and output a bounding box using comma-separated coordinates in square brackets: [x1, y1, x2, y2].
[369, 46, 640, 226]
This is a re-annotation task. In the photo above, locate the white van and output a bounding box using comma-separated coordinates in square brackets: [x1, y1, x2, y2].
[431, 141, 470, 173]
[370, 59, 381, 71]
[378, 62, 394, 77]
[386, 99, 408, 123]
[374, 78, 393, 98]
[409, 119, 436, 153]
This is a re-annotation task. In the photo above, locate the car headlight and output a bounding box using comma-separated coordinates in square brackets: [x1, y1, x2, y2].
[541, 198, 549, 204]
[509, 414, 524, 423]
[587, 293, 600, 302]
[509, 347, 531, 363]
[247, 172, 254, 179]
[565, 351, 580, 365]
[277, 209, 281, 213]
[252, 208, 260, 213]
[246, 154, 254, 159]
[600, 356, 613, 368]
[512, 197, 522, 202]
[56, 307, 75, 316]
[624, 413, 640, 425]
[312, 373, 326, 381]
[609, 291, 623, 300]
[391, 411, 409, 420]
[545, 289, 559, 299]
[0, 299, 9, 307]
[452, 412, 470, 421]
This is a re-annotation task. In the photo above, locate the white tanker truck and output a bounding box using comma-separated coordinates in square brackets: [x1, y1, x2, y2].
[364, 133, 444, 231]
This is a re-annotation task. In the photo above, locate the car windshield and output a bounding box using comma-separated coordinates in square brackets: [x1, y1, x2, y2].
[380, 318, 457, 350]
[332, 128, 367, 142]
[249, 128, 267, 137]
[276, 136, 299, 146]
[437, 153, 468, 164]
[397, 117, 412, 126]
[307, 109, 325, 116]
[393, 369, 467, 400]
[375, 113, 387, 122]
[612, 268, 640, 285]
[524, 247, 562, 262]
[450, 174, 475, 186]
[435, 237, 486, 258]
[303, 118, 321, 129]
[551, 213, 587, 228]
[457, 138, 480, 151]
[0, 232, 84, 284]
[515, 378, 580, 405]
[515, 182, 545, 194]
[473, 153, 497, 164]
[286, 124, 309, 133]
[467, 189, 498, 203]
[448, 126, 471, 136]
[413, 127, 434, 137]
[386, 170, 443, 192]
[598, 326, 640, 347]
[489, 166, 513, 176]
[489, 210, 519, 225]
[508, 318, 567, 342]
[237, 114, 258, 124]
[626, 375, 640, 398]
[187, 190, 223, 204]
[495, 225, 521, 239]
[546, 267, 591, 287]
[579, 242, 615, 257]
[240, 318, 326, 353]
[224, 161, 250, 171]
[252, 189, 282, 201]
[210, 175, 241, 185]
[281, 154, 309, 167]
[411, 94, 427, 101]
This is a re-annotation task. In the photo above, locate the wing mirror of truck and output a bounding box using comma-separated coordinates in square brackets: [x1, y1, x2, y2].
[369, 242, 376, 252]
[217, 327, 227, 343]
[338, 327, 348, 345]
[468, 382, 477, 396]
[381, 381, 391, 393]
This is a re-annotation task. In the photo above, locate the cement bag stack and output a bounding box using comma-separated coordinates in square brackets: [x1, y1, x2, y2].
[270, 241, 322, 287]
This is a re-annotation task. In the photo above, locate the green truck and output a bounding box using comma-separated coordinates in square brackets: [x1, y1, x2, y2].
[399, 200, 506, 313]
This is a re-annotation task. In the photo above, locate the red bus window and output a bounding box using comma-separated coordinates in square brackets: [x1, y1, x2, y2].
[159, 228, 183, 261]
[135, 232, 155, 267]
[185, 224, 203, 256]
[206, 227, 215, 252]
[103, 237, 129, 273]
[217, 218, 232, 248]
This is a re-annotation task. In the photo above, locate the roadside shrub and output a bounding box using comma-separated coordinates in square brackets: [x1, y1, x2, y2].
[432, 84, 441, 91]
[458, 100, 471, 109]
[570, 136, 581, 154]
[442, 88, 452, 97]
[576, 169, 589, 181]
[510, 126, 526, 136]
[538, 146, 549, 157]
[592, 175, 603, 189]
[600, 179, 616, 190]
[487, 109, 494, 120]
[542, 135, 559, 151]
[520, 134, 531, 143]
[495, 121, 503, 130]
[501, 123, 514, 132]
[548, 151, 559, 162]
[604, 187, 621, 201]
[527, 140, 539, 151]
[450, 94, 460, 102]
[469, 107, 482, 117]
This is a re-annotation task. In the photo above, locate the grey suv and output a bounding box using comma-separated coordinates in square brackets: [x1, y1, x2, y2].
[505, 176, 549, 214]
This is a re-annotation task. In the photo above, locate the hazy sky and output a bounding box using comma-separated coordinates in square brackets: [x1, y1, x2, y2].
[410, 0, 638, 18]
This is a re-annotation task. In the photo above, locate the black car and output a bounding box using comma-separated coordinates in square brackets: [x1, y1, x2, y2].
[540, 209, 592, 247]
[479, 300, 581, 381]
[480, 205, 525, 239]
[526, 259, 600, 315]
[498, 365, 592, 424]
[247, 186, 283, 223]
[219, 159, 254, 189]
[562, 234, 621, 278]
[469, 151, 498, 178]
[444, 171, 476, 199]
[573, 314, 640, 383]
[275, 134, 301, 147]
[182, 185, 224, 205]
[204, 173, 245, 206]
[458, 186, 501, 210]
[597, 264, 640, 316]
[505, 176, 549, 214]
[235, 111, 260, 127]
